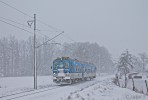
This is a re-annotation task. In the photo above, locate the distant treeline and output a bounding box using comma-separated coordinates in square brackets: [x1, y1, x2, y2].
[0, 36, 113, 77]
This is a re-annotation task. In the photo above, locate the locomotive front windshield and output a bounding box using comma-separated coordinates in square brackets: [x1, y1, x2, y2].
[53, 60, 69, 70]
[59, 62, 64, 68]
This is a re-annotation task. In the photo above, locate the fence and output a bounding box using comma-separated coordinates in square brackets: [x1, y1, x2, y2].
[114, 76, 148, 95]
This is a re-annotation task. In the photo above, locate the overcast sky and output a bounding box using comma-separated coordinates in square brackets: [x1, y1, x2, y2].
[0, 0, 148, 59]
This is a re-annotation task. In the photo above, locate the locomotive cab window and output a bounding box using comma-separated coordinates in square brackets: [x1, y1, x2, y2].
[53, 61, 59, 70]
[59, 62, 64, 68]
[65, 62, 69, 69]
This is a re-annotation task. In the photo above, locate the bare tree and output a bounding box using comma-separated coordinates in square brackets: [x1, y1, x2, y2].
[117, 50, 134, 78]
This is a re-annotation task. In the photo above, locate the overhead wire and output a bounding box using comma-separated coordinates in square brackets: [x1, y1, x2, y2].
[0, 19, 60, 49]
[36, 19, 62, 32]
[0, 0, 76, 44]
[0, 0, 33, 18]
[36, 31, 64, 48]
[0, 16, 32, 29]
[0, 0, 61, 33]
[0, 16, 49, 39]
[36, 29, 57, 32]
[0, 0, 64, 42]
[36, 30, 51, 39]
[0, 15, 61, 42]
[62, 33, 76, 42]
[0, 19, 33, 35]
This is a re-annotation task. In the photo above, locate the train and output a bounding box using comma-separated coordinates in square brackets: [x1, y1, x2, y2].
[51, 57, 97, 85]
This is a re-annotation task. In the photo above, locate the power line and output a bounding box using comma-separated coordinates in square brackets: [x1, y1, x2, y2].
[0, 16, 52, 38]
[36, 29, 58, 32]
[36, 30, 76, 44]
[0, 1, 71, 43]
[0, 19, 33, 34]
[62, 32, 76, 42]
[0, 16, 61, 43]
[36, 29, 61, 38]
[0, 16, 53, 39]
[0, 17, 75, 43]
[36, 30, 51, 38]
[37, 19, 61, 32]
[0, 0, 33, 18]
[0, 16, 32, 29]
[36, 31, 64, 48]
[0, 0, 62, 32]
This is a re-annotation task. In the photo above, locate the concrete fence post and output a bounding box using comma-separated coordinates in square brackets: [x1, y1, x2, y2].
[117, 75, 120, 87]
[125, 74, 127, 88]
[145, 80, 148, 93]
[132, 78, 135, 91]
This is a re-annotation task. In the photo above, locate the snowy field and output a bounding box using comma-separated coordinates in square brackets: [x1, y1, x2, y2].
[0, 74, 148, 100]
[0, 76, 55, 97]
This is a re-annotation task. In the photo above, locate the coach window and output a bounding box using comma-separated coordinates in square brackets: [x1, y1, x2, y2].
[70, 66, 73, 72]
[76, 66, 78, 72]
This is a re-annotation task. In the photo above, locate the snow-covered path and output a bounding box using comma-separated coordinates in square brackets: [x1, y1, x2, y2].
[2, 75, 147, 100]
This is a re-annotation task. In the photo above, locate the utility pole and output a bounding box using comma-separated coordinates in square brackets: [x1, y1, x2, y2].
[27, 14, 63, 90]
[34, 14, 37, 89]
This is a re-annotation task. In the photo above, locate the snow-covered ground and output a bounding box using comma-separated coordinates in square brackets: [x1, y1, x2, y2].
[0, 76, 55, 97]
[0, 74, 148, 100]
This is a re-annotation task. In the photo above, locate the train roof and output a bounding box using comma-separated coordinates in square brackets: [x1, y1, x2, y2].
[54, 57, 96, 67]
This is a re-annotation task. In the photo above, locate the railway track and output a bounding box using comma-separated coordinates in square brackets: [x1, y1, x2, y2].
[0, 84, 60, 100]
[0, 79, 100, 100]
